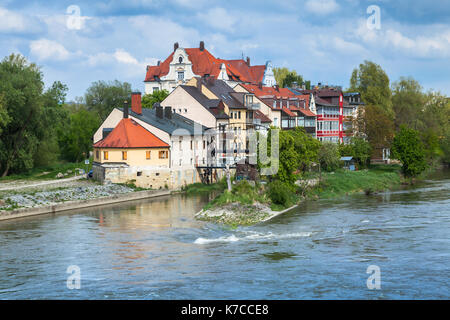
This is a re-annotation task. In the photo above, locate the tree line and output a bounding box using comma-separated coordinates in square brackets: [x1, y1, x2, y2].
[0, 54, 136, 177]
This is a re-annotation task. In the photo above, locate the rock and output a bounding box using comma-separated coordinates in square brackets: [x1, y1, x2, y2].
[56, 172, 64, 179]
[67, 170, 72, 174]
[63, 173, 68, 176]
[0, 199, 5, 206]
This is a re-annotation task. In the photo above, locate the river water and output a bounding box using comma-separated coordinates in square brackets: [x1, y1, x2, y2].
[0, 170, 449, 299]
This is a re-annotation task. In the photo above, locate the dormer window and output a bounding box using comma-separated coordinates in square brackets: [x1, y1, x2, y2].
[179, 56, 183, 63]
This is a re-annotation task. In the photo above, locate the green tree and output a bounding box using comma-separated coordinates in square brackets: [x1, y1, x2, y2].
[273, 67, 305, 88]
[392, 126, 427, 177]
[288, 127, 320, 172]
[349, 60, 393, 116]
[141, 89, 169, 109]
[318, 142, 340, 172]
[84, 80, 131, 121]
[266, 129, 298, 185]
[0, 54, 44, 176]
[34, 81, 70, 167]
[392, 77, 425, 131]
[441, 128, 450, 164]
[351, 137, 372, 168]
[59, 108, 100, 162]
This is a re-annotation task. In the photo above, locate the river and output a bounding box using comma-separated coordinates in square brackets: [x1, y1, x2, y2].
[0, 170, 449, 299]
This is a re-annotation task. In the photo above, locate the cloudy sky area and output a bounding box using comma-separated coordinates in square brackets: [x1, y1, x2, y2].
[0, 0, 449, 100]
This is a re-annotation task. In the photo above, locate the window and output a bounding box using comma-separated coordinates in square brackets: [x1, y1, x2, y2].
[104, 151, 109, 160]
[274, 117, 279, 126]
[96, 150, 99, 159]
[137, 171, 142, 177]
[238, 111, 241, 119]
[178, 56, 183, 63]
[203, 140, 206, 149]
[122, 151, 127, 160]
[146, 151, 151, 160]
[184, 108, 187, 113]
[159, 150, 168, 159]
[153, 87, 159, 92]
[177, 71, 184, 80]
[190, 140, 193, 150]
[273, 100, 276, 108]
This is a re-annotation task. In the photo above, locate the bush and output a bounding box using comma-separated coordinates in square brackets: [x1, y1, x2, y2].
[392, 126, 427, 177]
[318, 142, 340, 172]
[267, 180, 292, 206]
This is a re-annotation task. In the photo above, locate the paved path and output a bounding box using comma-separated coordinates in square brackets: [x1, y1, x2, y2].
[0, 175, 86, 192]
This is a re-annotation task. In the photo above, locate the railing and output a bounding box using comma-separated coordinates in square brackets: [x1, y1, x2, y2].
[252, 118, 261, 125]
[247, 103, 260, 110]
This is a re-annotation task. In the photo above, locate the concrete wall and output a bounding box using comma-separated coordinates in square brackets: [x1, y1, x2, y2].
[93, 163, 227, 190]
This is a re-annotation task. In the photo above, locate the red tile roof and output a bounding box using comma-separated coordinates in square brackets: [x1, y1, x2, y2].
[93, 118, 169, 149]
[254, 110, 272, 123]
[282, 107, 296, 117]
[145, 48, 265, 84]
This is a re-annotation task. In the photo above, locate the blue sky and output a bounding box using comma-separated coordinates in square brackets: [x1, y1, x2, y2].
[1, 0, 449, 100]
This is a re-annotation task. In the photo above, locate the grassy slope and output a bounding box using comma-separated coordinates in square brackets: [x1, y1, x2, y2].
[0, 160, 93, 182]
[308, 165, 402, 199]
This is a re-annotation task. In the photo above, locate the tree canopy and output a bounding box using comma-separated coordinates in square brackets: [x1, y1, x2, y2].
[273, 67, 308, 88]
[84, 80, 131, 121]
[392, 126, 427, 177]
[142, 89, 169, 109]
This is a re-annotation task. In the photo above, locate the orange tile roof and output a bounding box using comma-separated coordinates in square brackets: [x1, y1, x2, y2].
[93, 118, 169, 149]
[145, 48, 265, 84]
[282, 107, 296, 117]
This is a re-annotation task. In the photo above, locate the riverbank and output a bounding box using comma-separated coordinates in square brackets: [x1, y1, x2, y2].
[0, 188, 171, 221]
[0, 178, 173, 221]
[196, 165, 404, 227]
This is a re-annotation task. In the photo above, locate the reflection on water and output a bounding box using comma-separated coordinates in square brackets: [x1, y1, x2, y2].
[0, 171, 449, 299]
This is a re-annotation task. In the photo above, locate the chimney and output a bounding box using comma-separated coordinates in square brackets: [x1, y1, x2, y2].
[131, 92, 142, 115]
[157, 60, 161, 66]
[123, 100, 129, 119]
[155, 105, 163, 118]
[164, 106, 172, 119]
[258, 82, 263, 89]
[199, 41, 205, 51]
[275, 84, 279, 92]
[246, 56, 250, 66]
[174, 42, 179, 51]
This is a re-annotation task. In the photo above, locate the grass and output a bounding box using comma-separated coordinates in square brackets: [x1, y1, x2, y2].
[306, 165, 402, 199]
[0, 159, 93, 182]
[202, 181, 268, 211]
[181, 180, 227, 195]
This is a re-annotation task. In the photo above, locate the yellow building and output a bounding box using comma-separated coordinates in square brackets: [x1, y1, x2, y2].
[93, 117, 171, 188]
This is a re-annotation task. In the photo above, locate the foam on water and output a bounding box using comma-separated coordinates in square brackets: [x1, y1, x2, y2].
[194, 231, 312, 244]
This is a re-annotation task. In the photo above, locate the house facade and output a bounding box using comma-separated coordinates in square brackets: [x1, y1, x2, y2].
[144, 41, 277, 95]
[93, 93, 217, 189]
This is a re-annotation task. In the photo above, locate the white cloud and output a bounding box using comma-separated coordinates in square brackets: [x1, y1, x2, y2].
[29, 39, 70, 61]
[305, 0, 339, 15]
[354, 19, 450, 58]
[0, 7, 45, 34]
[197, 7, 237, 32]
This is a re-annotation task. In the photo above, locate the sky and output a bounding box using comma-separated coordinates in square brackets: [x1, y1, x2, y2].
[0, 0, 449, 101]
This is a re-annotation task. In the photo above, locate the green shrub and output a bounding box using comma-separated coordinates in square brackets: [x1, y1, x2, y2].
[267, 180, 291, 206]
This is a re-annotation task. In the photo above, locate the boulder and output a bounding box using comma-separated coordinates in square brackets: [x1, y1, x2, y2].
[56, 172, 64, 179]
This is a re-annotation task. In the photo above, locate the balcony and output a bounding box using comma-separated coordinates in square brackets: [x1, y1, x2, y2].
[252, 118, 261, 125]
[247, 102, 260, 110]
